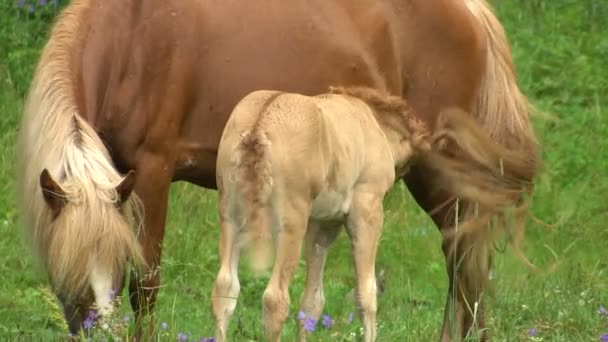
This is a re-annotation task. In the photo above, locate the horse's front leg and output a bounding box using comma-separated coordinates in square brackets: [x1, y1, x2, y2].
[345, 187, 385, 342]
[298, 221, 341, 341]
[128, 153, 174, 340]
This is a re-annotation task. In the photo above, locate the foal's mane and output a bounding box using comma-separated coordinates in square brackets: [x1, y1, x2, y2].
[328, 85, 429, 141]
[329, 86, 410, 114]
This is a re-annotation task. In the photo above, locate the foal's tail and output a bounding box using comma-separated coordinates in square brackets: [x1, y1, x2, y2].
[416, 107, 537, 287]
[235, 131, 275, 275]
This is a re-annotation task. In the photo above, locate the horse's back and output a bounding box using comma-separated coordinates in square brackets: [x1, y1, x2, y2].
[62, 0, 488, 189]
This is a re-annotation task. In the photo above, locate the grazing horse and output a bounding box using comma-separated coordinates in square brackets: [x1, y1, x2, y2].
[212, 86, 533, 342]
[16, 0, 540, 340]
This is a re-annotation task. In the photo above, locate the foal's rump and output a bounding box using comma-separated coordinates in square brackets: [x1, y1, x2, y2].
[217, 90, 323, 273]
[217, 90, 380, 273]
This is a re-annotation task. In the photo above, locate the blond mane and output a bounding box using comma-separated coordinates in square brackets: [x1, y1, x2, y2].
[16, 0, 144, 302]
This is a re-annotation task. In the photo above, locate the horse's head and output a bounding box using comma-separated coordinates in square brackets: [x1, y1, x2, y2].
[37, 167, 144, 333]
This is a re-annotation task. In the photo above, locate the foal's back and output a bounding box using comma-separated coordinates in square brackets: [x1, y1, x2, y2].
[217, 90, 395, 221]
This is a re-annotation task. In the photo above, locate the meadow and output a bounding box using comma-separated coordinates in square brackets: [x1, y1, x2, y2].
[0, 0, 607, 341]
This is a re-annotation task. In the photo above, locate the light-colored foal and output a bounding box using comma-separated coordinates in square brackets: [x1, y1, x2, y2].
[212, 86, 426, 342]
[211, 86, 529, 341]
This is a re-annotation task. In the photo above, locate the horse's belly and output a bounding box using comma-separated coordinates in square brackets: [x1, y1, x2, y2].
[310, 190, 352, 221]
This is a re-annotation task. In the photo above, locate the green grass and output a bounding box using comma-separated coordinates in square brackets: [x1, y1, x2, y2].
[1, 0, 607, 341]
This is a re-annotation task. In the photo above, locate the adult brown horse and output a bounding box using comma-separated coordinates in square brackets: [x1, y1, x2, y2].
[16, 0, 539, 340]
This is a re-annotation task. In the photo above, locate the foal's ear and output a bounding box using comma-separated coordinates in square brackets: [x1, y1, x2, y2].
[40, 169, 67, 215]
[116, 169, 136, 205]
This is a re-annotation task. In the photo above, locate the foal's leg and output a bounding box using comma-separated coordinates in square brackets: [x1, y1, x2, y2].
[262, 201, 309, 342]
[211, 203, 241, 341]
[298, 221, 341, 341]
[345, 189, 385, 342]
[128, 156, 173, 340]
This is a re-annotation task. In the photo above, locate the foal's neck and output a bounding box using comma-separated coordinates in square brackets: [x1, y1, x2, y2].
[371, 109, 419, 177]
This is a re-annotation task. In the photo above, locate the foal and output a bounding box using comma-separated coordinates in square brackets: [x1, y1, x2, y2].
[212, 86, 531, 342]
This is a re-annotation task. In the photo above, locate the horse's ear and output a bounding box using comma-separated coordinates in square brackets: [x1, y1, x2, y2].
[40, 169, 67, 215]
[116, 170, 136, 205]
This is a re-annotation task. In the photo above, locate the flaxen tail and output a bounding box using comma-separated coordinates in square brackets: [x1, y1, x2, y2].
[235, 132, 275, 275]
[417, 107, 538, 292]
[465, 0, 541, 161]
[417, 0, 543, 294]
[420, 108, 535, 214]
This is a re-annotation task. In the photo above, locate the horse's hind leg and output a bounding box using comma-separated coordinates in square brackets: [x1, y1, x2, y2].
[262, 200, 309, 342]
[297, 221, 341, 341]
[441, 222, 489, 342]
[211, 198, 241, 342]
[397, 0, 499, 337]
[345, 188, 385, 342]
[403, 168, 489, 342]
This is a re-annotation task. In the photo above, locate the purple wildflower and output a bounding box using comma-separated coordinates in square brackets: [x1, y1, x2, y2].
[177, 332, 188, 341]
[297, 311, 306, 321]
[123, 315, 131, 323]
[200, 338, 215, 342]
[321, 314, 334, 329]
[83, 316, 95, 330]
[82, 309, 97, 329]
[347, 312, 354, 324]
[600, 333, 608, 342]
[528, 327, 539, 337]
[39, 0, 47, 5]
[600, 306, 607, 316]
[17, 0, 26, 8]
[86, 309, 98, 320]
[303, 317, 317, 332]
[161, 322, 168, 331]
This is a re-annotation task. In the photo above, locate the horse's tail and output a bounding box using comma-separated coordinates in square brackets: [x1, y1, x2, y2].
[235, 131, 275, 275]
[16, 1, 144, 304]
[415, 107, 537, 290]
[465, 0, 540, 173]
[423, 0, 542, 292]
[419, 107, 536, 216]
